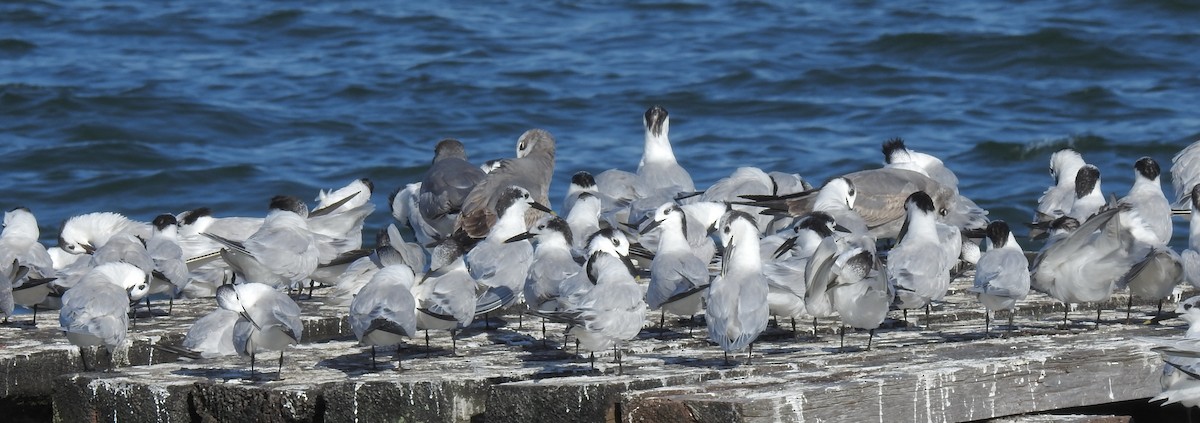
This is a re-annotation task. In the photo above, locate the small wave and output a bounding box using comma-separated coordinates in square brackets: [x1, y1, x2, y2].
[866, 28, 1157, 73]
[0, 38, 36, 56]
[243, 9, 304, 27]
[967, 134, 1111, 162]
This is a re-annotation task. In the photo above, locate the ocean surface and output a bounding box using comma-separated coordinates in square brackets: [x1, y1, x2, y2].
[2, 0, 1200, 248]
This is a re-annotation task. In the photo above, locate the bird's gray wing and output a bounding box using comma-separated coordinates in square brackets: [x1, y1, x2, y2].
[59, 281, 129, 348]
[420, 159, 486, 220]
[427, 270, 477, 325]
[351, 275, 417, 340]
[245, 226, 318, 282]
[1171, 141, 1200, 208]
[182, 309, 239, 358]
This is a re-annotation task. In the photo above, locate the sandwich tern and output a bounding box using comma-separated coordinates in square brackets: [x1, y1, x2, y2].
[707, 210, 769, 365]
[350, 264, 419, 370]
[216, 282, 303, 379]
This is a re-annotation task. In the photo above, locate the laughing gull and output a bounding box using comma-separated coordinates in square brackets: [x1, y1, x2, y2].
[456, 129, 556, 239]
[419, 139, 488, 239]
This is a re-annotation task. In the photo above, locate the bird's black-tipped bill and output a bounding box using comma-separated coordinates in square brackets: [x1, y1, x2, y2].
[639, 219, 664, 235]
[504, 232, 536, 243]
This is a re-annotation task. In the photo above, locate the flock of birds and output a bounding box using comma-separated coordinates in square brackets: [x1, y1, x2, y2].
[3, 106, 1200, 402]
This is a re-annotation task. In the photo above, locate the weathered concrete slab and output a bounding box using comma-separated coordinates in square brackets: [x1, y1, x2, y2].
[4, 274, 1193, 423]
[619, 329, 1163, 422]
[0, 297, 352, 402]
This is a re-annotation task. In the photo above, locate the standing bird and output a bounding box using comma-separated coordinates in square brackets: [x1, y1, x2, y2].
[531, 227, 645, 373]
[1136, 296, 1200, 409]
[565, 192, 603, 252]
[413, 235, 477, 354]
[641, 203, 710, 333]
[1030, 206, 1145, 327]
[1183, 185, 1200, 290]
[216, 282, 303, 379]
[888, 192, 961, 326]
[1067, 165, 1106, 223]
[467, 186, 552, 319]
[58, 262, 150, 370]
[391, 182, 440, 248]
[563, 171, 599, 218]
[456, 129, 556, 239]
[0, 207, 55, 323]
[419, 139, 488, 240]
[513, 216, 581, 314]
[762, 212, 835, 332]
[181, 308, 239, 358]
[596, 106, 695, 226]
[967, 221, 1030, 336]
[206, 196, 320, 291]
[1171, 139, 1200, 209]
[707, 210, 769, 365]
[146, 214, 189, 315]
[1121, 157, 1172, 245]
[350, 265, 418, 370]
[1116, 157, 1181, 320]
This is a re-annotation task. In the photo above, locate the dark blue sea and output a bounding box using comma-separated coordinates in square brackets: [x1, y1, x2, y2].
[3, 0, 1200, 247]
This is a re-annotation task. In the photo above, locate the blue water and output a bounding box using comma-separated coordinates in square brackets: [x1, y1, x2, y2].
[2, 1, 1200, 246]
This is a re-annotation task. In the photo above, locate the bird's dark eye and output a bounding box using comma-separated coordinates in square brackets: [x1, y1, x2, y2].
[939, 208, 948, 216]
[613, 239, 621, 246]
[723, 226, 731, 234]
[1187, 303, 1194, 310]
[519, 142, 527, 150]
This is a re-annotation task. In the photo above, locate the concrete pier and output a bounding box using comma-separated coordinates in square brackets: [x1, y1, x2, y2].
[0, 278, 1191, 422]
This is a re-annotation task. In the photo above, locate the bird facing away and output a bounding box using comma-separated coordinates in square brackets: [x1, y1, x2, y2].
[350, 264, 419, 370]
[419, 139, 488, 239]
[207, 195, 320, 291]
